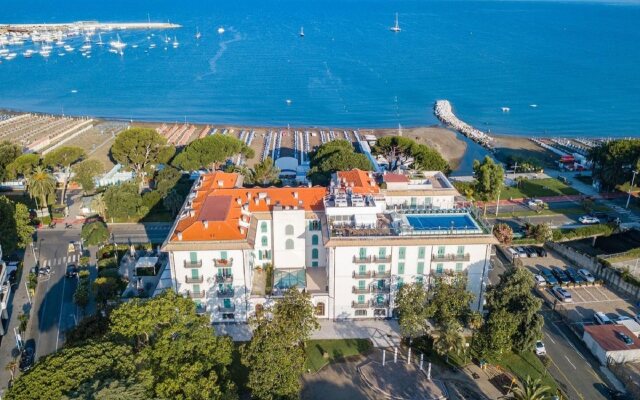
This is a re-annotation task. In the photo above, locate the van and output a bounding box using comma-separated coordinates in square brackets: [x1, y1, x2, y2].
[594, 312, 613, 325]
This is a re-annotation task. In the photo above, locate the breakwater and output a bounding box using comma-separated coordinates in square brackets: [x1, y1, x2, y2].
[434, 100, 494, 149]
[0, 21, 181, 34]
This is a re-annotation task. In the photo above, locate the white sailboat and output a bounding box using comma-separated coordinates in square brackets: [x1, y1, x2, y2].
[173, 36, 179, 48]
[195, 27, 202, 39]
[109, 34, 126, 50]
[299, 26, 304, 37]
[390, 13, 401, 32]
[96, 33, 104, 46]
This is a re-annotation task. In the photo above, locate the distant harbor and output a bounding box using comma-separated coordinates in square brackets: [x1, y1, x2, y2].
[434, 100, 494, 150]
[0, 21, 181, 34]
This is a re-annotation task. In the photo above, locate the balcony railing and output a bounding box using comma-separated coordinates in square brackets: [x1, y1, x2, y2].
[184, 260, 203, 268]
[218, 304, 236, 313]
[187, 290, 205, 299]
[371, 300, 390, 308]
[352, 286, 371, 294]
[352, 271, 372, 279]
[352, 255, 373, 263]
[373, 270, 391, 279]
[215, 274, 234, 284]
[431, 253, 471, 262]
[351, 301, 370, 309]
[185, 275, 204, 284]
[217, 288, 235, 298]
[370, 285, 391, 294]
[214, 258, 234, 268]
[373, 255, 392, 263]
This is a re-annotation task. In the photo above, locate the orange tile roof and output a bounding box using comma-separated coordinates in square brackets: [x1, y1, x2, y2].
[335, 169, 379, 194]
[170, 171, 327, 242]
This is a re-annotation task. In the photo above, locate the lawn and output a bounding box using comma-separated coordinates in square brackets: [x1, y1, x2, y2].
[305, 339, 373, 372]
[501, 178, 579, 200]
[495, 204, 610, 219]
[497, 351, 557, 393]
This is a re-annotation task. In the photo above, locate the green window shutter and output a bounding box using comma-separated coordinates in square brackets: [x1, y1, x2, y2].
[399, 247, 406, 259]
[438, 246, 445, 257]
[261, 236, 268, 246]
[261, 222, 267, 233]
[312, 248, 318, 259]
[358, 295, 365, 304]
[358, 280, 365, 290]
[312, 261, 318, 267]
[456, 262, 463, 272]
[220, 251, 228, 260]
[359, 265, 366, 274]
[457, 246, 465, 256]
[436, 263, 444, 274]
[398, 262, 405, 275]
[418, 247, 425, 259]
[410, 197, 417, 207]
[378, 264, 385, 273]
[312, 235, 319, 245]
[378, 280, 384, 289]
[397, 278, 404, 288]
[193, 284, 200, 293]
[417, 262, 424, 275]
[258, 251, 262, 260]
[359, 248, 366, 258]
[378, 247, 386, 258]
[190, 252, 198, 263]
[191, 269, 199, 279]
[223, 298, 231, 308]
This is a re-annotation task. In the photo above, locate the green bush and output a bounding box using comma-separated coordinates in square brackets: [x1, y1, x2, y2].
[79, 270, 90, 279]
[552, 224, 614, 241]
[98, 267, 120, 279]
[97, 258, 117, 270]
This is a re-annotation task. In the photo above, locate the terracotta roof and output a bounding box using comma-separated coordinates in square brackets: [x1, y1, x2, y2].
[335, 169, 379, 194]
[383, 173, 409, 183]
[584, 324, 640, 351]
[170, 172, 327, 242]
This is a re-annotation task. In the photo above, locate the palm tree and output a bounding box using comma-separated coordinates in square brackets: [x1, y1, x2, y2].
[509, 375, 551, 400]
[27, 166, 57, 210]
[251, 157, 280, 186]
[90, 193, 107, 219]
[5, 359, 18, 381]
[433, 321, 465, 363]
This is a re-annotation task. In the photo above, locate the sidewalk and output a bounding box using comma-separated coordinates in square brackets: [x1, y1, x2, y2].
[0, 248, 35, 392]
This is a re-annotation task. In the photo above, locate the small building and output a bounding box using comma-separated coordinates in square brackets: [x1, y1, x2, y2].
[583, 324, 640, 365]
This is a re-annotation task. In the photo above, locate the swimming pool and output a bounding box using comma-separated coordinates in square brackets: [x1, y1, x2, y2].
[405, 213, 481, 233]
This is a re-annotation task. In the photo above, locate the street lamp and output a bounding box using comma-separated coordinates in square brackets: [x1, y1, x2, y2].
[626, 170, 638, 209]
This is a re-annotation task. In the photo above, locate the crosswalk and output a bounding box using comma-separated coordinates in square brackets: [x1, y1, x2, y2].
[40, 254, 79, 268]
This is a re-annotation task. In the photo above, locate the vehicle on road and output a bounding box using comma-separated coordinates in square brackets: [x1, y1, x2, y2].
[534, 274, 547, 286]
[38, 265, 51, 276]
[65, 264, 78, 278]
[534, 246, 547, 257]
[552, 267, 571, 284]
[589, 211, 621, 224]
[558, 176, 570, 185]
[594, 311, 614, 325]
[535, 340, 546, 355]
[527, 199, 545, 209]
[566, 267, 585, 284]
[578, 268, 595, 283]
[552, 286, 572, 302]
[617, 331, 634, 345]
[19, 346, 35, 372]
[578, 215, 600, 224]
[541, 268, 559, 285]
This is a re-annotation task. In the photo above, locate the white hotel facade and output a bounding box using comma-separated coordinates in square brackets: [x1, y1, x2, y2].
[162, 169, 497, 322]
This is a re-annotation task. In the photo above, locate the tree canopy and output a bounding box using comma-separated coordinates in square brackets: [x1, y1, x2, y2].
[6, 153, 40, 180]
[171, 135, 254, 171]
[154, 166, 182, 197]
[372, 136, 449, 172]
[588, 138, 640, 190]
[103, 182, 144, 220]
[7, 291, 237, 400]
[426, 277, 474, 327]
[73, 159, 104, 194]
[81, 221, 109, 246]
[248, 157, 280, 186]
[308, 140, 372, 185]
[492, 223, 513, 245]
[43, 146, 85, 171]
[0, 196, 34, 255]
[395, 283, 430, 339]
[0, 141, 22, 182]
[473, 156, 504, 213]
[26, 166, 56, 209]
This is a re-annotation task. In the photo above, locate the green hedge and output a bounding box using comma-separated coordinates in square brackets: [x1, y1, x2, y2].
[552, 224, 614, 241]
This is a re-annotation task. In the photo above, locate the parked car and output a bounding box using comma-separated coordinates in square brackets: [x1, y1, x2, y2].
[566, 267, 585, 284]
[578, 268, 595, 283]
[552, 286, 573, 302]
[558, 176, 570, 185]
[527, 199, 545, 209]
[578, 215, 600, 225]
[19, 347, 34, 372]
[541, 268, 559, 285]
[615, 315, 632, 323]
[65, 264, 78, 279]
[589, 211, 621, 224]
[552, 267, 571, 284]
[535, 340, 546, 356]
[515, 246, 528, 258]
[617, 331, 634, 345]
[534, 274, 547, 286]
[534, 246, 547, 257]
[524, 246, 538, 257]
[594, 311, 614, 325]
[508, 247, 519, 259]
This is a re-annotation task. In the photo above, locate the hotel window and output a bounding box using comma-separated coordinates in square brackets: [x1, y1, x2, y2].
[220, 251, 228, 260]
[457, 246, 465, 257]
[312, 261, 318, 267]
[285, 225, 294, 235]
[358, 280, 366, 290]
[359, 248, 367, 259]
[357, 295, 365, 304]
[410, 197, 417, 207]
[261, 222, 268, 233]
[315, 302, 325, 316]
[397, 277, 404, 289]
[399, 247, 406, 260]
[378, 247, 386, 258]
[437, 246, 445, 257]
[193, 284, 200, 294]
[261, 236, 268, 246]
[417, 262, 424, 275]
[258, 251, 262, 260]
[456, 262, 463, 272]
[355, 310, 367, 316]
[398, 262, 405, 275]
[377, 265, 385, 274]
[436, 263, 444, 274]
[265, 250, 272, 259]
[312, 248, 319, 259]
[285, 239, 294, 250]
[424, 197, 432, 206]
[418, 247, 425, 259]
[191, 269, 199, 280]
[189, 252, 198, 264]
[312, 235, 319, 245]
[309, 220, 320, 231]
[416, 276, 424, 284]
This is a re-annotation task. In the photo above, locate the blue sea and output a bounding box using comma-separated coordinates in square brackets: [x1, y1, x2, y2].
[1, 0, 639, 137]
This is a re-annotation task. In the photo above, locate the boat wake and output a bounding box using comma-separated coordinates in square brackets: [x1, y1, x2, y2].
[200, 31, 242, 77]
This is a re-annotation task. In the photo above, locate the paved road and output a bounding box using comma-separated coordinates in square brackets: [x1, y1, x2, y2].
[109, 223, 172, 244]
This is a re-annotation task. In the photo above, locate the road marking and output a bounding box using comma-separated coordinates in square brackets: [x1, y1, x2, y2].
[55, 272, 68, 351]
[546, 333, 556, 345]
[564, 355, 577, 369]
[547, 356, 585, 400]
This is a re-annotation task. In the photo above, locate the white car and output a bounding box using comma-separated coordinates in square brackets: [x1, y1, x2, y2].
[578, 268, 595, 283]
[552, 286, 573, 302]
[534, 274, 547, 286]
[616, 316, 632, 323]
[527, 199, 544, 209]
[535, 340, 546, 356]
[579, 215, 600, 224]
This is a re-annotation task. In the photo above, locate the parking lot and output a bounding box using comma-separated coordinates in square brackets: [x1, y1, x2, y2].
[516, 247, 638, 325]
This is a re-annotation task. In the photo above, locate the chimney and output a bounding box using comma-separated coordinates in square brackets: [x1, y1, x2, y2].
[217, 180, 224, 188]
[189, 209, 195, 217]
[254, 197, 259, 205]
[203, 221, 208, 229]
[266, 197, 271, 205]
[293, 191, 298, 199]
[298, 200, 303, 206]
[308, 182, 312, 188]
[177, 232, 183, 241]
[247, 192, 252, 200]
[236, 198, 242, 205]
[239, 227, 245, 235]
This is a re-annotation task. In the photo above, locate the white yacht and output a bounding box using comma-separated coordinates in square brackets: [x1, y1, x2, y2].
[4, 53, 17, 60]
[300, 27, 304, 37]
[96, 33, 105, 46]
[173, 36, 179, 48]
[390, 13, 401, 32]
[81, 43, 92, 51]
[195, 27, 202, 39]
[109, 34, 127, 50]
[217, 27, 225, 34]
[501, 107, 511, 112]
[149, 43, 157, 49]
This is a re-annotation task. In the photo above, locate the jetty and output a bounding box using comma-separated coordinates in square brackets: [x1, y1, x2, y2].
[434, 100, 494, 149]
[0, 21, 181, 34]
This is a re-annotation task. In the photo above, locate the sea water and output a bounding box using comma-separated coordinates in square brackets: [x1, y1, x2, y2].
[1, 0, 639, 137]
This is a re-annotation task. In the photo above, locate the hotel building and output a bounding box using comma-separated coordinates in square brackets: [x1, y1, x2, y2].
[161, 169, 497, 322]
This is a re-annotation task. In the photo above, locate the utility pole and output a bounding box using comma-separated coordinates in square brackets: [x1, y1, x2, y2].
[626, 170, 638, 209]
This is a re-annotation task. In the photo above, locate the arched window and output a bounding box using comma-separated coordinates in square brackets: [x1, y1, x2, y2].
[285, 225, 294, 235]
[285, 239, 294, 250]
[315, 302, 325, 316]
[311, 248, 319, 259]
[260, 222, 268, 233]
[311, 234, 319, 245]
[261, 236, 268, 246]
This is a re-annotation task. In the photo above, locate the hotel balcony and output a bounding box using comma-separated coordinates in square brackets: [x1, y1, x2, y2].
[371, 300, 390, 308]
[215, 274, 233, 284]
[185, 275, 204, 284]
[352, 255, 374, 263]
[217, 304, 236, 313]
[352, 286, 371, 294]
[370, 285, 391, 294]
[352, 271, 373, 279]
[183, 260, 203, 268]
[431, 253, 471, 262]
[373, 255, 392, 263]
[373, 270, 391, 279]
[186, 290, 205, 299]
[216, 288, 235, 298]
[214, 258, 234, 268]
[351, 301, 370, 309]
